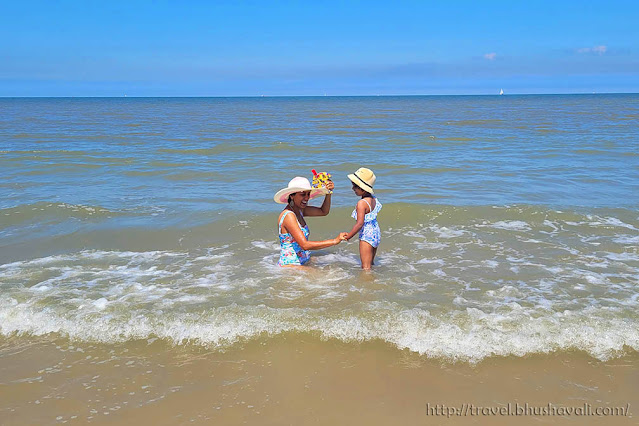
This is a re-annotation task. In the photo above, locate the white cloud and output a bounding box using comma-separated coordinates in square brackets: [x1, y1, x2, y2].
[578, 45, 607, 55]
[484, 53, 497, 60]
[592, 45, 607, 54]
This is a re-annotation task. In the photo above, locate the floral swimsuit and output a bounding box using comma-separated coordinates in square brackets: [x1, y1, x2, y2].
[351, 197, 382, 248]
[278, 210, 311, 266]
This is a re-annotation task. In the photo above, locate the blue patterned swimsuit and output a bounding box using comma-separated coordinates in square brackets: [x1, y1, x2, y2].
[351, 197, 382, 248]
[278, 210, 311, 266]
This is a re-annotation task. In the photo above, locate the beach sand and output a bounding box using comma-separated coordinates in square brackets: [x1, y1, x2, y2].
[1, 334, 636, 425]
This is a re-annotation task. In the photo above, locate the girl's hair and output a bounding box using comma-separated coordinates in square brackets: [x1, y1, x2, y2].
[354, 184, 371, 197]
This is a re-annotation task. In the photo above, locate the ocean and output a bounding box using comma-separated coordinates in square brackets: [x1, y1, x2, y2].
[1, 95, 638, 423]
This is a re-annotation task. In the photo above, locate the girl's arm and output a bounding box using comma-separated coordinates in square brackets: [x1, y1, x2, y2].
[282, 213, 344, 250]
[344, 200, 367, 240]
[303, 180, 334, 217]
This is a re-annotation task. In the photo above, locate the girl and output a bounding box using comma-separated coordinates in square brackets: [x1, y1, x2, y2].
[344, 168, 382, 269]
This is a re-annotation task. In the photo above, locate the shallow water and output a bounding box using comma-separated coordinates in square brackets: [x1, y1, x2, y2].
[1, 95, 638, 363]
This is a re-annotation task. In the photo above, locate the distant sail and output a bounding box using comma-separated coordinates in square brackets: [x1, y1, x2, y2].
[499, 88, 504, 95]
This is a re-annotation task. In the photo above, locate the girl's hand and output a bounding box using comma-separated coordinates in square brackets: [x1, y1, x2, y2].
[339, 232, 348, 241]
[325, 180, 335, 191]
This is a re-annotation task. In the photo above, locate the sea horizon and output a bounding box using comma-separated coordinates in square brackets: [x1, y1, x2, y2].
[3, 91, 639, 98]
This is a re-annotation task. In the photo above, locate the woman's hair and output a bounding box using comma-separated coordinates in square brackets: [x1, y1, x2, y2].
[288, 193, 295, 203]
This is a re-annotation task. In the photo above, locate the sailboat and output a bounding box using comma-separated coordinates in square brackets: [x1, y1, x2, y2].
[499, 88, 504, 95]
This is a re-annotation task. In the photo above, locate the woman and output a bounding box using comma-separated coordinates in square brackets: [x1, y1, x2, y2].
[274, 176, 347, 266]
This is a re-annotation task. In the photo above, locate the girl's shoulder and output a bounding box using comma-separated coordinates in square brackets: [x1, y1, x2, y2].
[357, 197, 375, 212]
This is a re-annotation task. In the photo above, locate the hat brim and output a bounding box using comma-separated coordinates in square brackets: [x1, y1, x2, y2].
[273, 186, 330, 204]
[347, 174, 374, 194]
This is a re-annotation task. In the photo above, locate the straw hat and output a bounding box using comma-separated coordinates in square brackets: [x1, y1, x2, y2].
[348, 167, 376, 194]
[273, 176, 329, 204]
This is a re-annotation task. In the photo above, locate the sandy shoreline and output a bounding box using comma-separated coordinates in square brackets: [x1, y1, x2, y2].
[0, 334, 637, 425]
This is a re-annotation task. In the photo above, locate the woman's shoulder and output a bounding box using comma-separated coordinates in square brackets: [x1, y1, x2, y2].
[280, 209, 305, 226]
[278, 209, 290, 220]
[279, 209, 296, 225]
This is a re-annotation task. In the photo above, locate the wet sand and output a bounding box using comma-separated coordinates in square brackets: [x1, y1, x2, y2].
[1, 334, 637, 425]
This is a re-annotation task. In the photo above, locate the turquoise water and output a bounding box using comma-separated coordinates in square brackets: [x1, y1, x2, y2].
[1, 95, 638, 362]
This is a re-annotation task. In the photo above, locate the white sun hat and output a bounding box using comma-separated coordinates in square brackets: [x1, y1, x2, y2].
[273, 176, 329, 204]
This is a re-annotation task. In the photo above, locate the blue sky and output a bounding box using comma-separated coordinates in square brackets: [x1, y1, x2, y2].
[1, 0, 638, 96]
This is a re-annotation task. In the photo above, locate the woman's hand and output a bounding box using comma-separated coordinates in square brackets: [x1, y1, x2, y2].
[334, 232, 348, 244]
[304, 179, 334, 217]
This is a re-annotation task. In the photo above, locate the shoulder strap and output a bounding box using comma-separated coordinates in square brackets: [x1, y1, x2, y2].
[279, 210, 304, 233]
[372, 197, 379, 212]
[362, 198, 372, 212]
[279, 210, 291, 233]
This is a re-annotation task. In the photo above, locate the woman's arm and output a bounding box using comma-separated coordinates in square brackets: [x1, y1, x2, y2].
[302, 180, 334, 217]
[344, 200, 367, 240]
[283, 213, 343, 250]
